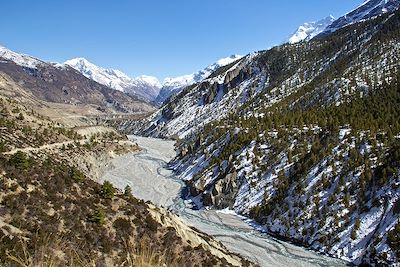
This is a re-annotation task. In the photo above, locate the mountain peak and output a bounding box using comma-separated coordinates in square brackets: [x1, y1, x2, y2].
[64, 57, 161, 101]
[288, 16, 336, 44]
[136, 75, 162, 88]
[215, 55, 242, 66]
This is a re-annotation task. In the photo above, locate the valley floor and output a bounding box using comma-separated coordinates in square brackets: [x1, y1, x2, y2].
[101, 135, 348, 267]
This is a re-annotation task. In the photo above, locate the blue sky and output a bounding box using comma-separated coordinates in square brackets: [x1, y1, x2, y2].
[1, 0, 362, 80]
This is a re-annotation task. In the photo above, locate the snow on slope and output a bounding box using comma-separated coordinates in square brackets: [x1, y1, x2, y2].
[288, 16, 335, 44]
[0, 45, 44, 69]
[323, 0, 400, 34]
[155, 55, 243, 105]
[64, 58, 161, 102]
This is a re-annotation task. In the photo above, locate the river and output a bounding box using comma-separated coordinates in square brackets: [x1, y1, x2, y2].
[100, 135, 347, 267]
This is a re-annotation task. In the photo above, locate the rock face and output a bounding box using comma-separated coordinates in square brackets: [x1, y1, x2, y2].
[202, 171, 238, 208]
[154, 55, 243, 105]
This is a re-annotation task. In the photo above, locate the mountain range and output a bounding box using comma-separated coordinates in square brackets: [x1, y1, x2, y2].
[0, 45, 155, 124]
[65, 55, 242, 105]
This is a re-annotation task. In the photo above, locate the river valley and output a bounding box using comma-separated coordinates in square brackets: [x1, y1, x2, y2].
[100, 135, 348, 267]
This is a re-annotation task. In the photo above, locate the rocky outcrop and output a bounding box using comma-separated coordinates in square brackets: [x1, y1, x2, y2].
[203, 171, 238, 208]
[201, 81, 219, 105]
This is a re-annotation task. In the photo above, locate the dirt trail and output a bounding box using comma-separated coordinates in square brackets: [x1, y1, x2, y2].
[3, 140, 87, 155]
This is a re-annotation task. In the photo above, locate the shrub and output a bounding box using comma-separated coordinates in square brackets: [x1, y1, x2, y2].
[145, 214, 159, 232]
[88, 208, 106, 224]
[70, 167, 85, 183]
[124, 185, 133, 198]
[0, 141, 6, 152]
[351, 228, 357, 240]
[101, 181, 115, 199]
[387, 222, 400, 258]
[17, 113, 24, 120]
[9, 151, 29, 170]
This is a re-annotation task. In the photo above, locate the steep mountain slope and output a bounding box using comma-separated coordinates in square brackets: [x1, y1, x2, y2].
[322, 0, 400, 35]
[288, 16, 335, 44]
[116, 7, 400, 266]
[65, 58, 161, 102]
[0, 46, 154, 117]
[155, 55, 243, 105]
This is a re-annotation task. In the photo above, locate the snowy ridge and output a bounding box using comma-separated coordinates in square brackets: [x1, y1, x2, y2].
[0, 45, 44, 69]
[64, 58, 161, 102]
[288, 16, 335, 44]
[323, 0, 400, 34]
[65, 58, 131, 92]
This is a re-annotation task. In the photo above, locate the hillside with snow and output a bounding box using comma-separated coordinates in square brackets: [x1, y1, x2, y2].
[111, 6, 400, 266]
[322, 0, 400, 35]
[155, 55, 243, 105]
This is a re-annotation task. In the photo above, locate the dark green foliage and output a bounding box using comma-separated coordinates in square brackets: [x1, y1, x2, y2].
[101, 181, 115, 199]
[88, 208, 106, 225]
[9, 151, 30, 170]
[0, 142, 6, 153]
[351, 219, 361, 240]
[388, 222, 400, 258]
[70, 166, 85, 183]
[124, 185, 133, 198]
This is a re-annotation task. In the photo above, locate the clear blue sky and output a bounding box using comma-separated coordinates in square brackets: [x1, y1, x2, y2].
[1, 0, 362, 80]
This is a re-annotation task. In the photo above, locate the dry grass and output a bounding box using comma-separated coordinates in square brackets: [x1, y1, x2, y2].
[3, 234, 179, 267]
[4, 234, 94, 267]
[121, 236, 180, 267]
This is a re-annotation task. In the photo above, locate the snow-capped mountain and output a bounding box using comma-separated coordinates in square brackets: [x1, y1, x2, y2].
[155, 55, 242, 105]
[65, 55, 242, 105]
[323, 0, 400, 34]
[124, 75, 162, 102]
[288, 16, 335, 44]
[0, 45, 44, 69]
[0, 45, 155, 114]
[64, 58, 161, 102]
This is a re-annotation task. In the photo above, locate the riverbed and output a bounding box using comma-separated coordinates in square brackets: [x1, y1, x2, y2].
[100, 135, 347, 267]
